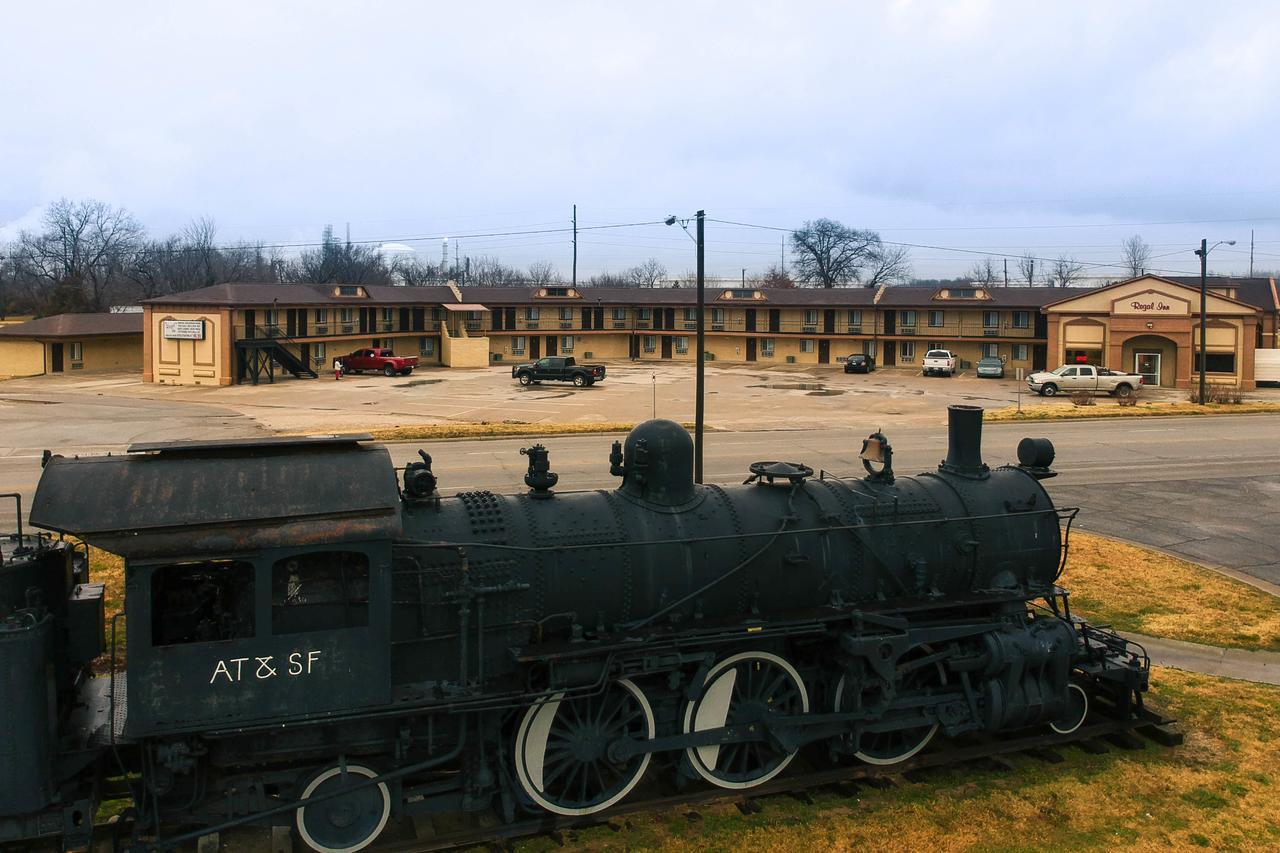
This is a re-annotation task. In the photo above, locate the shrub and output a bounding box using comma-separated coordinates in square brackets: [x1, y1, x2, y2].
[1069, 390, 1095, 407]
[1186, 384, 1244, 404]
[1117, 395, 1138, 407]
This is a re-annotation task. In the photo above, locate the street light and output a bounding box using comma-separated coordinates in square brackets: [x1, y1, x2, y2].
[1193, 238, 1236, 404]
[666, 210, 706, 484]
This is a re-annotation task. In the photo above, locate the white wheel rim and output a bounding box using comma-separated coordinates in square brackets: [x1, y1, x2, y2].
[835, 645, 945, 766]
[295, 764, 390, 853]
[682, 651, 809, 790]
[513, 679, 655, 816]
[1050, 683, 1089, 735]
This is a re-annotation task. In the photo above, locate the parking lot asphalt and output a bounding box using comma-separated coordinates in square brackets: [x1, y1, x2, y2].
[0, 365, 1276, 587]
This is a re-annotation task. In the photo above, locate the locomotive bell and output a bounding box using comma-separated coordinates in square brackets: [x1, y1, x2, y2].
[616, 419, 697, 507]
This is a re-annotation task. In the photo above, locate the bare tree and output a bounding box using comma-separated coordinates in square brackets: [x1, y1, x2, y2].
[626, 258, 667, 288]
[1046, 255, 1086, 288]
[19, 198, 145, 311]
[287, 225, 390, 285]
[759, 264, 795, 289]
[1120, 235, 1152, 278]
[527, 261, 560, 286]
[863, 244, 912, 287]
[965, 257, 1001, 286]
[790, 219, 882, 287]
[1016, 253, 1037, 286]
[587, 271, 628, 287]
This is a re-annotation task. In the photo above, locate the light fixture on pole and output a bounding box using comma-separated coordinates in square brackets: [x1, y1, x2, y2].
[665, 210, 706, 483]
[1193, 238, 1236, 405]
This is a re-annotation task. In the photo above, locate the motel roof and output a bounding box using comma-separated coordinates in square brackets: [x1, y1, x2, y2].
[0, 312, 144, 339]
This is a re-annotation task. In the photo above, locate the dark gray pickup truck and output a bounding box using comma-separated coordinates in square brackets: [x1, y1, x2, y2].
[511, 356, 606, 387]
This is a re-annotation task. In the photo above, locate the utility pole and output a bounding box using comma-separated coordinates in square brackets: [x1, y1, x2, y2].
[1003, 258, 1008, 287]
[695, 210, 706, 485]
[1196, 238, 1208, 405]
[572, 204, 578, 288]
[741, 268, 746, 287]
[1250, 229, 1255, 277]
[781, 237, 786, 275]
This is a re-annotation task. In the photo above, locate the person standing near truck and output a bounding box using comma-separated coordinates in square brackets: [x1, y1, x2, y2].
[334, 358, 343, 380]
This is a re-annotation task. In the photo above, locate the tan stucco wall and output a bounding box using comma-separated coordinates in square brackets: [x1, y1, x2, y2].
[152, 310, 228, 386]
[74, 335, 143, 372]
[0, 340, 47, 377]
[441, 333, 489, 367]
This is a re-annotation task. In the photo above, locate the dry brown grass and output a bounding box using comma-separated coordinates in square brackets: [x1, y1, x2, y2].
[364, 422, 697, 442]
[986, 400, 1280, 422]
[88, 545, 126, 671]
[514, 668, 1280, 852]
[1063, 532, 1280, 652]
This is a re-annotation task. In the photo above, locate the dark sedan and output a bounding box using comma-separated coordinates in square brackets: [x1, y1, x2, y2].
[844, 354, 876, 374]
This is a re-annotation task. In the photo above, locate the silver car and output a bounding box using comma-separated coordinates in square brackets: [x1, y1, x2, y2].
[976, 356, 1005, 378]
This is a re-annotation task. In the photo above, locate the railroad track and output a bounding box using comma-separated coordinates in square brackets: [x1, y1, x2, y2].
[98, 706, 1178, 852]
[379, 706, 1181, 853]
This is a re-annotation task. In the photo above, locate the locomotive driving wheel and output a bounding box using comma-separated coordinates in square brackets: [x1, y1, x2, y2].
[1049, 682, 1090, 735]
[682, 651, 809, 789]
[834, 644, 947, 766]
[294, 762, 391, 853]
[513, 678, 655, 816]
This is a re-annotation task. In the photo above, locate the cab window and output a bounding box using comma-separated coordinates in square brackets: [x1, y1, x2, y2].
[272, 551, 370, 635]
[151, 560, 256, 646]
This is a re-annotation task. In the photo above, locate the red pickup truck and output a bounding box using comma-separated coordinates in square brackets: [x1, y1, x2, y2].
[338, 348, 419, 377]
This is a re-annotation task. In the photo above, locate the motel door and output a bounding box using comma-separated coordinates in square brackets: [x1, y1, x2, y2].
[629, 335, 640, 359]
[746, 338, 757, 361]
[1135, 352, 1161, 388]
[50, 343, 64, 373]
[530, 337, 541, 359]
[818, 340, 831, 363]
[661, 336, 673, 359]
[745, 309, 757, 332]
[545, 335, 557, 356]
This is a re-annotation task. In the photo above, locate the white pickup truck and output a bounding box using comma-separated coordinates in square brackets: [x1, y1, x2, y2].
[921, 349, 957, 377]
[1026, 364, 1144, 398]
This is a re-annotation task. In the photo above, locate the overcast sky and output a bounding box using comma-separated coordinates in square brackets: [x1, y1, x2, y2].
[2, 1, 1277, 280]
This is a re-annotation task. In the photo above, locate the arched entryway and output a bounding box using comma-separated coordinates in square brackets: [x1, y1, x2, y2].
[1121, 334, 1177, 387]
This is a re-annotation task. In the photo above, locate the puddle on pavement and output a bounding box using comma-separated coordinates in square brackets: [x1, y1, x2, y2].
[403, 379, 442, 387]
[0, 397, 60, 405]
[747, 382, 845, 397]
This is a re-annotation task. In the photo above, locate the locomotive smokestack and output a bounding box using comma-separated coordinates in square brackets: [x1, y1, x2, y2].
[940, 404, 989, 479]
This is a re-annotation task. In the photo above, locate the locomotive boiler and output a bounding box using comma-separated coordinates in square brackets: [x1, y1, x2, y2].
[1, 405, 1150, 852]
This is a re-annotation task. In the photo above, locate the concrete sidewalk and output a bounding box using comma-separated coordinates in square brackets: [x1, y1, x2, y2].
[1125, 633, 1280, 685]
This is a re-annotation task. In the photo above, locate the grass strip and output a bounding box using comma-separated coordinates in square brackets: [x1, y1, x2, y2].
[986, 401, 1280, 422]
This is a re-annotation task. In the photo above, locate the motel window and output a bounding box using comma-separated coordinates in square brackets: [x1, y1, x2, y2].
[313, 342, 326, 363]
[643, 335, 656, 353]
[684, 308, 697, 322]
[863, 341, 876, 357]
[800, 339, 814, 353]
[928, 310, 944, 327]
[928, 341, 944, 351]
[1194, 352, 1236, 374]
[847, 310, 862, 327]
[711, 307, 724, 324]
[731, 289, 754, 298]
[900, 341, 915, 361]
[638, 308, 652, 321]
[804, 309, 818, 326]
[271, 551, 370, 635]
[315, 309, 329, 325]
[525, 307, 540, 321]
[545, 287, 568, 297]
[982, 343, 999, 359]
[263, 309, 278, 328]
[1012, 311, 1030, 329]
[337, 286, 360, 296]
[612, 308, 626, 321]
[69, 341, 83, 361]
[675, 336, 689, 354]
[511, 336, 526, 355]
[381, 308, 394, 324]
[950, 288, 977, 298]
[761, 338, 775, 357]
[560, 335, 574, 353]
[421, 337, 436, 357]
[1012, 344, 1029, 361]
[559, 306, 573, 321]
[900, 310, 917, 328]
[983, 311, 999, 329]
[340, 308, 354, 324]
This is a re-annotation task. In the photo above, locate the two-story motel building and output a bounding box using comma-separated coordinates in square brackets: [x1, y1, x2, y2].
[141, 275, 1279, 389]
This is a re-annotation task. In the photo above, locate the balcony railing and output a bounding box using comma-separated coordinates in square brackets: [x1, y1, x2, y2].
[235, 321, 441, 340]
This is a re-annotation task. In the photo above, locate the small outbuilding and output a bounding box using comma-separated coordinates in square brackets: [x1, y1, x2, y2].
[0, 312, 144, 378]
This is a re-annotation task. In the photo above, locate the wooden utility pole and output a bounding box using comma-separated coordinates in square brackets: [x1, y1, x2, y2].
[1250, 229, 1255, 277]
[1003, 258, 1008, 286]
[572, 205, 578, 287]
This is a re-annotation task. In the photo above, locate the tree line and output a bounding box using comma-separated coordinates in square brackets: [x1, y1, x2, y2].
[0, 199, 1171, 320]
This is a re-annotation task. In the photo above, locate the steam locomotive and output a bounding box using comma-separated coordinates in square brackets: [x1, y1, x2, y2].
[1, 405, 1148, 851]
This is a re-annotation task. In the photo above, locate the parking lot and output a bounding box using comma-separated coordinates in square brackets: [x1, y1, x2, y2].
[0, 360, 1232, 450]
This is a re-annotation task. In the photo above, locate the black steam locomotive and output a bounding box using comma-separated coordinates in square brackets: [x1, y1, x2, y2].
[1, 406, 1148, 851]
